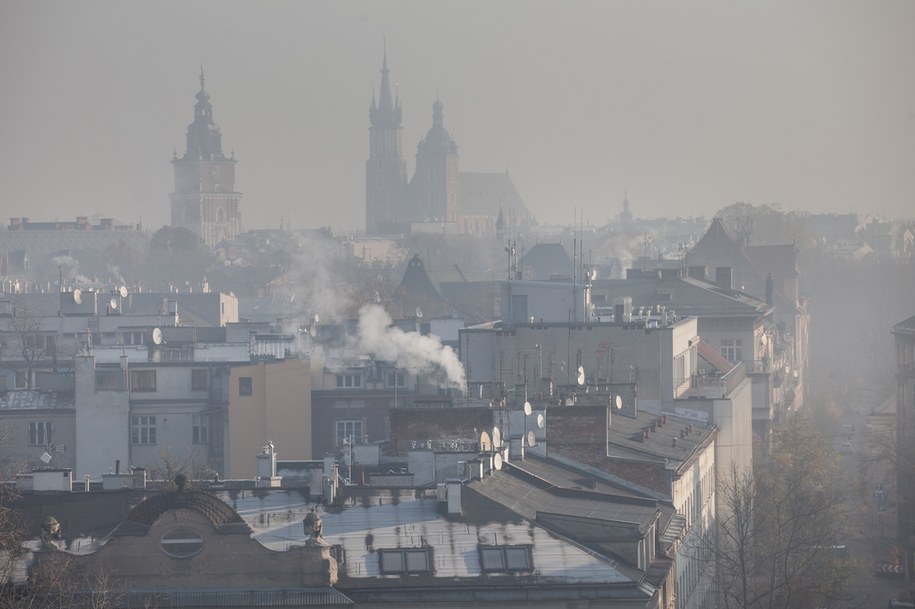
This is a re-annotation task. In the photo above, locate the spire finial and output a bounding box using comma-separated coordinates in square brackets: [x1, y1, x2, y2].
[383, 35, 387, 69]
[199, 65, 206, 91]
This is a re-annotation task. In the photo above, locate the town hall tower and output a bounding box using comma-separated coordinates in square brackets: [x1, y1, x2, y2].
[170, 69, 242, 246]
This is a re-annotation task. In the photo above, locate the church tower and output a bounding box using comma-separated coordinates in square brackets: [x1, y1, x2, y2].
[365, 46, 408, 235]
[410, 97, 459, 224]
[170, 68, 241, 247]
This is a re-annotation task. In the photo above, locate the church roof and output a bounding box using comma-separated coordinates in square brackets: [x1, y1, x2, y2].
[458, 172, 530, 219]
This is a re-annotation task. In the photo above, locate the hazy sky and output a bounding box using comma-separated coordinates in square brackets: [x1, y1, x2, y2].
[1, 1, 913, 233]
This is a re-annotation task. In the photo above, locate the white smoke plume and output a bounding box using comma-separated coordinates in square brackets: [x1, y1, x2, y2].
[352, 304, 467, 394]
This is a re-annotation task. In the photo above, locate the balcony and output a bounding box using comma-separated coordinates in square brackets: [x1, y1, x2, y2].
[676, 362, 747, 400]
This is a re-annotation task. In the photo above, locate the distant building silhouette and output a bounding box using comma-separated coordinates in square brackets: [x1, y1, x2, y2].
[364, 50, 533, 237]
[170, 69, 242, 247]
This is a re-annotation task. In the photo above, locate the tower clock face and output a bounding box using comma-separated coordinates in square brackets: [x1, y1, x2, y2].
[210, 165, 221, 180]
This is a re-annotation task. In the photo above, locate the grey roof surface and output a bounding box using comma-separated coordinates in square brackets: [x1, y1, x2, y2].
[472, 465, 660, 530]
[228, 490, 637, 585]
[606, 411, 714, 465]
[593, 276, 771, 318]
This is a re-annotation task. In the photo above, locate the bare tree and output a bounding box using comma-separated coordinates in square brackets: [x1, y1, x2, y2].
[698, 417, 855, 609]
[4, 302, 54, 390]
[147, 448, 214, 488]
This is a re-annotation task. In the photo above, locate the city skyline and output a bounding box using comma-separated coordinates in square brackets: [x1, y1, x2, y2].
[1, 1, 913, 233]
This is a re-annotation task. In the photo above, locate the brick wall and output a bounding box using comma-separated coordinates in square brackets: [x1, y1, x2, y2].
[389, 408, 493, 456]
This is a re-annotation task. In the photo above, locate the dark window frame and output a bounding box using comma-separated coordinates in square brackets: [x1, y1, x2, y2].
[378, 548, 432, 575]
[479, 544, 533, 572]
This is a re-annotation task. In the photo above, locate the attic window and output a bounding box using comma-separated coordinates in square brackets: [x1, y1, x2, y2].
[479, 545, 533, 572]
[379, 548, 431, 574]
[160, 527, 204, 558]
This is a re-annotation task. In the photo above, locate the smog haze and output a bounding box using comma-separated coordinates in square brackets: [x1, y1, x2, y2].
[1, 0, 913, 231]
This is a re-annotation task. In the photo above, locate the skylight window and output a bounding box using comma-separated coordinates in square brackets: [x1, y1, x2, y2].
[479, 545, 532, 572]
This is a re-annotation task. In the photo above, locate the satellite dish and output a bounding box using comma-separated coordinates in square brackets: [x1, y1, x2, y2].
[536, 414, 545, 429]
[523, 401, 532, 416]
[479, 430, 492, 452]
[492, 426, 502, 449]
[577, 365, 585, 386]
[72, 288, 82, 305]
[40, 452, 52, 464]
[118, 285, 128, 298]
[109, 298, 118, 311]
[527, 431, 536, 447]
[151, 327, 163, 345]
[614, 395, 623, 410]
[415, 307, 423, 319]
[493, 453, 503, 471]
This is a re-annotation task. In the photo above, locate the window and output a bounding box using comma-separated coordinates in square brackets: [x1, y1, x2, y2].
[385, 372, 405, 388]
[329, 544, 346, 565]
[160, 527, 204, 558]
[192, 415, 208, 444]
[479, 545, 532, 572]
[28, 421, 52, 447]
[336, 374, 362, 388]
[191, 369, 208, 391]
[24, 334, 55, 355]
[379, 548, 431, 574]
[121, 331, 145, 345]
[336, 420, 363, 447]
[95, 369, 123, 391]
[130, 369, 157, 391]
[15, 371, 29, 389]
[720, 338, 743, 362]
[131, 416, 156, 445]
[238, 376, 252, 396]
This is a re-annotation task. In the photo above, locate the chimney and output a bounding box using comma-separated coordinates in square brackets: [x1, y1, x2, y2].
[445, 478, 462, 515]
[715, 267, 732, 290]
